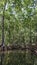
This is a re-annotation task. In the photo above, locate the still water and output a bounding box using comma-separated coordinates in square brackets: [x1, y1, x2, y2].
[0, 50, 37, 65]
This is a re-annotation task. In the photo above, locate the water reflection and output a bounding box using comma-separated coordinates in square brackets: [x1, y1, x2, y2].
[0, 50, 37, 65]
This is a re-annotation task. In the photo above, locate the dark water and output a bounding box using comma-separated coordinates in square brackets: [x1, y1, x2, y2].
[0, 50, 37, 65]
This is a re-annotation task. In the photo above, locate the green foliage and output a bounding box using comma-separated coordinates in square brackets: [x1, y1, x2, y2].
[0, 0, 37, 65]
[0, 0, 37, 45]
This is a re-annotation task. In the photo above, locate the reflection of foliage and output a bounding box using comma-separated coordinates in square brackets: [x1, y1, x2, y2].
[2, 51, 36, 65]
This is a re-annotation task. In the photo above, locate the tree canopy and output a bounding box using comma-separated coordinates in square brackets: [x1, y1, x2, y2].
[0, 0, 37, 46]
